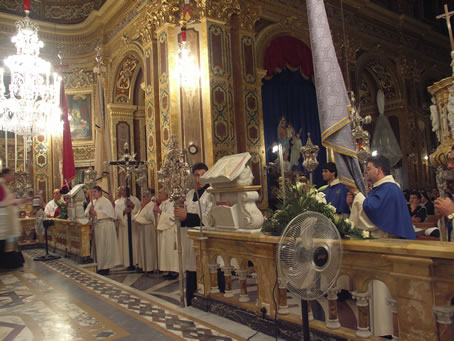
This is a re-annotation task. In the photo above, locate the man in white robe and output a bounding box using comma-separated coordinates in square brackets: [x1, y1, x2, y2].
[175, 163, 214, 305]
[133, 189, 157, 272]
[85, 186, 120, 275]
[154, 187, 178, 278]
[114, 186, 140, 268]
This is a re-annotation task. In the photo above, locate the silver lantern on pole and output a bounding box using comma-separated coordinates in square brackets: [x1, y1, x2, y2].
[300, 133, 319, 184]
[157, 136, 192, 308]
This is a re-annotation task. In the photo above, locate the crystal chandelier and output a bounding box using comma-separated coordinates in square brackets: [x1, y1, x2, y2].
[175, 0, 200, 87]
[0, 1, 62, 136]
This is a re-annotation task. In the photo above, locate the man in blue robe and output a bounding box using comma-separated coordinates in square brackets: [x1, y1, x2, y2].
[321, 162, 350, 214]
[348, 155, 415, 239]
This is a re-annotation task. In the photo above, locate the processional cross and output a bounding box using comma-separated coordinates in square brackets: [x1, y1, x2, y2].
[436, 4, 454, 51]
[106, 142, 148, 270]
[347, 91, 371, 170]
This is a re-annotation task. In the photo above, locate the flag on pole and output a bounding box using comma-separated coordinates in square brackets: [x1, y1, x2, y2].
[94, 67, 113, 192]
[306, 0, 366, 194]
[61, 80, 76, 184]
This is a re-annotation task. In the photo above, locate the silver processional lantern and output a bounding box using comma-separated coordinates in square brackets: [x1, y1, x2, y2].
[348, 91, 372, 169]
[157, 136, 192, 308]
[301, 133, 319, 184]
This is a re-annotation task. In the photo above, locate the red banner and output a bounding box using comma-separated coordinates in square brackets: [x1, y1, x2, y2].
[61, 81, 76, 184]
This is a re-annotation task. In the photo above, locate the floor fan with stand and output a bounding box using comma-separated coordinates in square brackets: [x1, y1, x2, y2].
[277, 211, 343, 341]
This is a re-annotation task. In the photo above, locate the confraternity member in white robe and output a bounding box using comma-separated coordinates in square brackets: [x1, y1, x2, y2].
[133, 189, 157, 272]
[114, 186, 140, 268]
[154, 187, 178, 278]
[44, 189, 62, 217]
[175, 163, 214, 306]
[85, 186, 120, 275]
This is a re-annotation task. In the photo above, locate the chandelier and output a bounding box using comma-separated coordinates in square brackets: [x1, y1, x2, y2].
[0, 1, 62, 136]
[175, 0, 200, 87]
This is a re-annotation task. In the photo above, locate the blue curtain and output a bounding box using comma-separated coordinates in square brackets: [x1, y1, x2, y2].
[261, 69, 326, 188]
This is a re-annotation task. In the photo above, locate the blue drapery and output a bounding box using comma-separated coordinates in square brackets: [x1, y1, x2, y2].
[261, 69, 326, 187]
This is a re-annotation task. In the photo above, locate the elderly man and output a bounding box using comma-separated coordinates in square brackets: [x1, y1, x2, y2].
[434, 145, 454, 241]
[114, 185, 141, 268]
[85, 186, 120, 275]
[44, 189, 63, 218]
[154, 187, 178, 279]
[133, 189, 157, 273]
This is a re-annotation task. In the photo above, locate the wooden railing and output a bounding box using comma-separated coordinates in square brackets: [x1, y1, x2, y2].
[189, 230, 454, 340]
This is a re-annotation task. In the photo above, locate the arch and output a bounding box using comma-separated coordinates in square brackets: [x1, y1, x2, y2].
[255, 23, 311, 71]
[355, 52, 402, 106]
[112, 48, 145, 104]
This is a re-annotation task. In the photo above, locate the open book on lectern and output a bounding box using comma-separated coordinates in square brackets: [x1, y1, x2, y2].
[200, 152, 251, 185]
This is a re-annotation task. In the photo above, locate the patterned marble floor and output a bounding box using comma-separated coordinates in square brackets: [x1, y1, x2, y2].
[0, 249, 277, 341]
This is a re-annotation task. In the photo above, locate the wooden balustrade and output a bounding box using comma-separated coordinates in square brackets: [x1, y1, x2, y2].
[189, 230, 454, 340]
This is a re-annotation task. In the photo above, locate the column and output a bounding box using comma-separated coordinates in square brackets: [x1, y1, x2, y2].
[237, 269, 250, 302]
[221, 266, 234, 297]
[231, 2, 267, 205]
[251, 272, 259, 305]
[208, 263, 220, 293]
[138, 18, 160, 189]
[352, 291, 372, 338]
[386, 297, 399, 340]
[326, 288, 341, 329]
[433, 306, 454, 341]
[278, 278, 289, 314]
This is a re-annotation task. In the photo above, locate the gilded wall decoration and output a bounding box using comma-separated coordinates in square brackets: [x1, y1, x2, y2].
[241, 36, 256, 84]
[114, 54, 140, 103]
[365, 62, 399, 99]
[237, 1, 261, 32]
[63, 69, 95, 90]
[106, 1, 142, 42]
[195, 0, 240, 23]
[208, 24, 227, 77]
[158, 31, 171, 153]
[73, 145, 95, 161]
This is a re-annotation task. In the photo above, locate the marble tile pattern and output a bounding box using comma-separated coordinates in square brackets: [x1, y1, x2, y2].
[20, 249, 241, 341]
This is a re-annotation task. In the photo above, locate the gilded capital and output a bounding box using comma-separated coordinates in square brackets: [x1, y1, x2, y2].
[238, 1, 261, 32]
[137, 0, 180, 36]
[195, 0, 240, 23]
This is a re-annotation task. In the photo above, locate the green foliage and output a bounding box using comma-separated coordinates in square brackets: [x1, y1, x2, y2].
[262, 182, 372, 239]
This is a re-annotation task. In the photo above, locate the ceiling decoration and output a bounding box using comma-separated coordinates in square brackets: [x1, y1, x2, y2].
[0, 0, 107, 24]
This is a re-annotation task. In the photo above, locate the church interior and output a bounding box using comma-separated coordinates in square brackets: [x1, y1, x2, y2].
[1, 0, 454, 340]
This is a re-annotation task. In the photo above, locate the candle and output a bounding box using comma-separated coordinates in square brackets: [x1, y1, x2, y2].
[4, 130, 7, 168]
[15, 132, 17, 172]
[23, 136, 26, 172]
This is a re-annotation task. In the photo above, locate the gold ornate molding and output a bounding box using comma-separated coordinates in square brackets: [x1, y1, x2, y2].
[195, 0, 240, 23]
[63, 69, 95, 89]
[134, 0, 179, 40]
[73, 145, 96, 161]
[238, 2, 262, 32]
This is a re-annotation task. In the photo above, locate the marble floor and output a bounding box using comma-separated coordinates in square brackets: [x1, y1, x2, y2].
[0, 249, 278, 341]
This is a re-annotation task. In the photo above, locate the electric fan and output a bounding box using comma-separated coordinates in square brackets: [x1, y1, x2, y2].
[277, 211, 343, 341]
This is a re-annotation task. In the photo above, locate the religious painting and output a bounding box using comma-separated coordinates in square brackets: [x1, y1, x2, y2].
[67, 93, 93, 141]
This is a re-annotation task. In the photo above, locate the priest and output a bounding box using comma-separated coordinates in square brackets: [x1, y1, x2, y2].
[348, 155, 415, 239]
[174, 162, 214, 306]
[133, 189, 157, 273]
[154, 187, 178, 279]
[85, 185, 120, 275]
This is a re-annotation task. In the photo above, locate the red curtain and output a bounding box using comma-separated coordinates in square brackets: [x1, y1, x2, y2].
[263, 36, 314, 78]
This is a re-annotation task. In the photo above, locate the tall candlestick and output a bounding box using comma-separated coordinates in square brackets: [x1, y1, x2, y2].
[15, 133, 17, 172]
[23, 136, 26, 172]
[4, 130, 7, 167]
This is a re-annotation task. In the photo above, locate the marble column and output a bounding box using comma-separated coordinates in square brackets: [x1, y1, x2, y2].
[237, 269, 250, 302]
[221, 266, 234, 298]
[208, 263, 219, 294]
[278, 278, 289, 314]
[386, 297, 399, 340]
[433, 305, 454, 341]
[251, 272, 259, 305]
[352, 291, 372, 338]
[326, 288, 341, 329]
